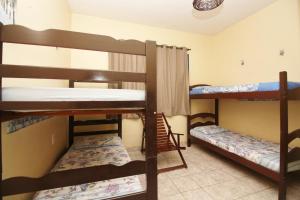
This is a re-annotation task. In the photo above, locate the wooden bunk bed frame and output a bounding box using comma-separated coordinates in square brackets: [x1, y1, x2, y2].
[68, 81, 123, 146]
[187, 71, 300, 200]
[0, 24, 158, 200]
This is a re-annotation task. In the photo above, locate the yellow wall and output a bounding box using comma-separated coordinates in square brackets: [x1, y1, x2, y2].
[70, 14, 212, 147]
[209, 0, 300, 146]
[70, 0, 300, 148]
[2, 0, 71, 200]
[3, 1, 300, 199]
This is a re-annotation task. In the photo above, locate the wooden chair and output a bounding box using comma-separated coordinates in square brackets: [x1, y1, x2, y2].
[139, 113, 187, 173]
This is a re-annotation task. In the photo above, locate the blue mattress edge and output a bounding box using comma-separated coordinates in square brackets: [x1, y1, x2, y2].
[190, 82, 300, 95]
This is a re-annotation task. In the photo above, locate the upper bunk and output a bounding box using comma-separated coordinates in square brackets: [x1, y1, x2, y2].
[0, 24, 157, 121]
[190, 71, 300, 100]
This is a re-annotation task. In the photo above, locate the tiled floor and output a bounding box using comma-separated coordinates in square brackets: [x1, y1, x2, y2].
[128, 144, 300, 200]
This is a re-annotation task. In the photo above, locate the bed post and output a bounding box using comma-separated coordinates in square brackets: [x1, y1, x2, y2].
[279, 71, 288, 200]
[0, 22, 3, 200]
[187, 55, 191, 148]
[68, 81, 74, 147]
[117, 114, 122, 138]
[145, 40, 157, 200]
[187, 115, 191, 147]
[187, 88, 192, 147]
[215, 99, 219, 126]
[117, 82, 122, 138]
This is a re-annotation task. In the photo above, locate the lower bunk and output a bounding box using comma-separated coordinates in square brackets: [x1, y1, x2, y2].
[2, 134, 146, 200]
[33, 134, 144, 200]
[187, 113, 300, 199]
[189, 125, 300, 173]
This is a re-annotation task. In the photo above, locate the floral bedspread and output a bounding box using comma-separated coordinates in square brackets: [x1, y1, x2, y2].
[34, 135, 143, 200]
[190, 84, 259, 95]
[190, 82, 300, 95]
[190, 125, 300, 172]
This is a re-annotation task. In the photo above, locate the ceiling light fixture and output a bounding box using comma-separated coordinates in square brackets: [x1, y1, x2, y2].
[0, 0, 17, 24]
[193, 0, 224, 11]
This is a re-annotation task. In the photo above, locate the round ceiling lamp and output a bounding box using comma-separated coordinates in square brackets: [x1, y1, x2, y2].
[193, 0, 224, 11]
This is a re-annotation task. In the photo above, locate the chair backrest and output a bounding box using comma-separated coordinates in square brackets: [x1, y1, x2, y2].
[139, 113, 169, 133]
[156, 113, 169, 135]
[139, 113, 175, 151]
[139, 113, 187, 172]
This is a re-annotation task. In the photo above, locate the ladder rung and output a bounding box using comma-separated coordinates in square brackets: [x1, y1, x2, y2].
[73, 119, 119, 126]
[74, 130, 119, 136]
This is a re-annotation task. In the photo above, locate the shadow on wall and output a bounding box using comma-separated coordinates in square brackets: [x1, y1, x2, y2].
[191, 4, 224, 20]
[7, 117, 50, 134]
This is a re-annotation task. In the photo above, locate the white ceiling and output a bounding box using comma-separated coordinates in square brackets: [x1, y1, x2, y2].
[68, 0, 277, 34]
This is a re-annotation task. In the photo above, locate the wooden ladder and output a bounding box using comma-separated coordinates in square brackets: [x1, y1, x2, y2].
[69, 115, 122, 146]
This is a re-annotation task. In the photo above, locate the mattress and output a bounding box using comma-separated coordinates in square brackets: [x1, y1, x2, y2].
[190, 82, 300, 95]
[190, 125, 300, 172]
[2, 87, 145, 102]
[34, 135, 144, 200]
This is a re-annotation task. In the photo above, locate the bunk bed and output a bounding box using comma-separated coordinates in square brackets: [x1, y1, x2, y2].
[0, 24, 158, 200]
[187, 72, 300, 200]
[68, 81, 123, 144]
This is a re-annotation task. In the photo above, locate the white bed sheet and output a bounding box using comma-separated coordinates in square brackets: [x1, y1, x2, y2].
[2, 87, 145, 101]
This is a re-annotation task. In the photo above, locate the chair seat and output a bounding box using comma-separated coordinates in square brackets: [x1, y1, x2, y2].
[157, 141, 177, 153]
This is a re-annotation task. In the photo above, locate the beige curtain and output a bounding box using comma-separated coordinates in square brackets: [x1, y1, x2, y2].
[109, 53, 145, 118]
[108, 46, 190, 117]
[157, 47, 190, 116]
[109, 53, 146, 89]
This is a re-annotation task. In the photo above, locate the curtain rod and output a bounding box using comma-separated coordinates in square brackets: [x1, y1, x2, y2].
[157, 45, 191, 51]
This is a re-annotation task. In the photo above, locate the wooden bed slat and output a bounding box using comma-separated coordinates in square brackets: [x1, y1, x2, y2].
[189, 84, 210, 90]
[0, 101, 145, 110]
[190, 113, 216, 120]
[0, 109, 145, 122]
[190, 121, 215, 129]
[0, 64, 146, 83]
[288, 147, 300, 163]
[288, 88, 300, 100]
[74, 130, 119, 136]
[73, 119, 119, 126]
[287, 129, 300, 144]
[1, 25, 146, 55]
[2, 160, 146, 196]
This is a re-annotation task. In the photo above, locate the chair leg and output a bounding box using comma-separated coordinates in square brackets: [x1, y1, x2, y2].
[171, 133, 187, 169]
[177, 148, 187, 168]
[175, 138, 187, 168]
